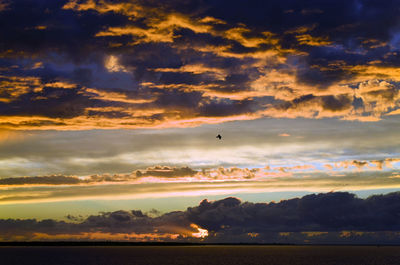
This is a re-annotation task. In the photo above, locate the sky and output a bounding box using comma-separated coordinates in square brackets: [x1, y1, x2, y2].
[0, 0, 400, 243]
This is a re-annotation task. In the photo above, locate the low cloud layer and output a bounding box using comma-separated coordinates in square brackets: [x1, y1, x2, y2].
[0, 0, 400, 130]
[1, 192, 400, 244]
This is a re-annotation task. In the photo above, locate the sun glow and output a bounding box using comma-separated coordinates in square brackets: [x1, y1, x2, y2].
[190, 224, 209, 238]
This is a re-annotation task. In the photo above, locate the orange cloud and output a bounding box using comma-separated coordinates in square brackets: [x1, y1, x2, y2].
[350, 65, 400, 82]
[26, 232, 182, 242]
[1, 0, 400, 132]
[84, 88, 154, 104]
[0, 75, 42, 102]
[151, 64, 227, 80]
[295, 34, 332, 46]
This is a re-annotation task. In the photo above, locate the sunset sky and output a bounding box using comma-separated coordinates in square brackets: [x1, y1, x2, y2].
[1, 0, 400, 243]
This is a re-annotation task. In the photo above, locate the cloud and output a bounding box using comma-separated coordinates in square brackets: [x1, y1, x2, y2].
[0, 175, 82, 185]
[135, 166, 197, 178]
[0, 75, 42, 103]
[0, 0, 9, 12]
[185, 192, 400, 243]
[295, 34, 332, 46]
[0, 166, 199, 186]
[0, 160, 400, 204]
[2, 157, 397, 187]
[0, 0, 399, 129]
[330, 158, 400, 171]
[1, 192, 400, 243]
[104, 55, 128, 73]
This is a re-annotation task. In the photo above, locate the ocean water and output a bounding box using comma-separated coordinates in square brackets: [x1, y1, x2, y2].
[1, 246, 399, 265]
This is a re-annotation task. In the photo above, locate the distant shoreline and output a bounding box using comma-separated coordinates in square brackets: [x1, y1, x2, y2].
[1, 242, 399, 247]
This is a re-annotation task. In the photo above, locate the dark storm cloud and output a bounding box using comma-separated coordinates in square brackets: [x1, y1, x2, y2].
[1, 0, 400, 129]
[1, 192, 400, 243]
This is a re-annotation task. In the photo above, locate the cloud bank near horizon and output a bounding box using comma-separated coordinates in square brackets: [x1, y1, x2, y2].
[0, 0, 400, 130]
[1, 191, 400, 244]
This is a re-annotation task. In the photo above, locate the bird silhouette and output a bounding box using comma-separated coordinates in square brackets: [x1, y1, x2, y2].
[216, 134, 222, 140]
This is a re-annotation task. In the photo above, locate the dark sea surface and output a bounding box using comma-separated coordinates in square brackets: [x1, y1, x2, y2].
[1, 246, 400, 265]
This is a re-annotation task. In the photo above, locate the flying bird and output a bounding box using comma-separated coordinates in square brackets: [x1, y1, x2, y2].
[216, 134, 222, 140]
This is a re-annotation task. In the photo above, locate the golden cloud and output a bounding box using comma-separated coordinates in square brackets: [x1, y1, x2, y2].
[0, 0, 399, 131]
[295, 34, 332, 46]
[0, 75, 42, 102]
